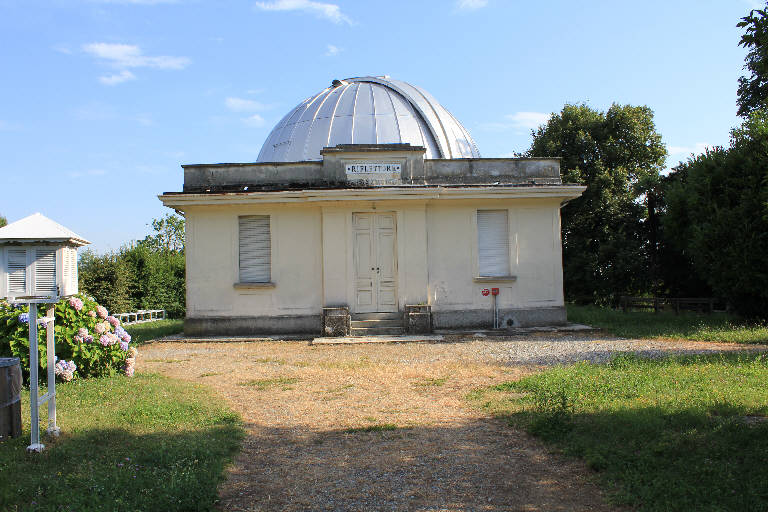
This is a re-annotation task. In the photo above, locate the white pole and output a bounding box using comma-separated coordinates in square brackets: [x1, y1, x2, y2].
[46, 306, 59, 437]
[27, 303, 44, 452]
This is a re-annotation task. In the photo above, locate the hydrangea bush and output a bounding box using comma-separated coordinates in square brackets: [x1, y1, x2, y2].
[0, 294, 137, 380]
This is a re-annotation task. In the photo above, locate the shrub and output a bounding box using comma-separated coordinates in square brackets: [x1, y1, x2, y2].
[0, 294, 135, 381]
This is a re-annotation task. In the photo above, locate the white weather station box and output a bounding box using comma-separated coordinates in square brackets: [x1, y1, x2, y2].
[0, 213, 90, 452]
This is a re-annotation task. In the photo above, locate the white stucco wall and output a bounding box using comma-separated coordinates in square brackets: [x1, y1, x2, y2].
[426, 199, 564, 314]
[183, 198, 565, 321]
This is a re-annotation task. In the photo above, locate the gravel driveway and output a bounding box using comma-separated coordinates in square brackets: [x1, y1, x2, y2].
[139, 332, 765, 511]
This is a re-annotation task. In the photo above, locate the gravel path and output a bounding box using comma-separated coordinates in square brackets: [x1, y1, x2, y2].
[138, 333, 767, 511]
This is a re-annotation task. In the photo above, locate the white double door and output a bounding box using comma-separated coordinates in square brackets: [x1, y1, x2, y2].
[353, 212, 398, 313]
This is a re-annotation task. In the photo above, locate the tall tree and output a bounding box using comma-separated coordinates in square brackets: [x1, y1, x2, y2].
[737, 4, 768, 116]
[527, 103, 667, 304]
[662, 111, 768, 318]
[0, 215, 6, 228]
[140, 213, 185, 253]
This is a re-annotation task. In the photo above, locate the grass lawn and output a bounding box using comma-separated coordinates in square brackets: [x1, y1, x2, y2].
[0, 373, 243, 511]
[469, 352, 768, 511]
[568, 304, 768, 343]
[125, 319, 184, 345]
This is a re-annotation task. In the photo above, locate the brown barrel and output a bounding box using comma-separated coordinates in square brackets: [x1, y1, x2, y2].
[0, 358, 22, 440]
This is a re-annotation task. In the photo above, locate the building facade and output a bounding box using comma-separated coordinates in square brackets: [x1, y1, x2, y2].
[160, 77, 584, 336]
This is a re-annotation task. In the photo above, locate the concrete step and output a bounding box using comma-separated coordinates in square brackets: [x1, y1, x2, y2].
[351, 327, 405, 336]
[350, 319, 402, 329]
[351, 312, 401, 321]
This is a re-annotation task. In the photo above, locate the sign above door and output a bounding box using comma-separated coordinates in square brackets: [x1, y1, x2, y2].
[345, 162, 402, 186]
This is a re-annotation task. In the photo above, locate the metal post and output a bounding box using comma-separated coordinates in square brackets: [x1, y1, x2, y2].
[27, 303, 44, 453]
[46, 306, 59, 437]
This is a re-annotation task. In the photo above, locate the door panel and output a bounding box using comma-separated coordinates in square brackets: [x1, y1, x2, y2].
[353, 212, 398, 313]
[376, 225, 397, 312]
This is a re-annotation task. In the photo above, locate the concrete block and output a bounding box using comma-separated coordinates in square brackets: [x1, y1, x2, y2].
[322, 307, 350, 337]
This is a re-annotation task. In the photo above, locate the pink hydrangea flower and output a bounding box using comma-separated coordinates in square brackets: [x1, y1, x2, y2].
[94, 322, 107, 335]
[107, 316, 120, 328]
[88, 310, 97, 318]
[100, 334, 110, 346]
[77, 327, 88, 337]
[68, 297, 83, 311]
[124, 365, 135, 378]
[73, 335, 83, 344]
[96, 306, 108, 319]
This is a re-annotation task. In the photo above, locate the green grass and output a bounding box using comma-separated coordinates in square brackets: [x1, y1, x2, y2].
[125, 319, 184, 345]
[239, 377, 299, 390]
[469, 352, 768, 511]
[0, 373, 244, 511]
[344, 423, 398, 433]
[414, 377, 448, 387]
[568, 304, 768, 343]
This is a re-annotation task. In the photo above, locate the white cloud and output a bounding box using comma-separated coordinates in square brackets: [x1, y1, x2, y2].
[478, 111, 550, 133]
[506, 112, 550, 131]
[325, 44, 341, 56]
[243, 114, 266, 127]
[99, 70, 137, 85]
[52, 44, 73, 54]
[83, 43, 190, 70]
[667, 142, 710, 156]
[254, 0, 353, 25]
[225, 97, 270, 112]
[456, 0, 487, 10]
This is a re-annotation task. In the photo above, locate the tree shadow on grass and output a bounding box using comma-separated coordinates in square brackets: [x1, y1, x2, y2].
[0, 423, 242, 512]
[518, 406, 768, 512]
[218, 419, 616, 512]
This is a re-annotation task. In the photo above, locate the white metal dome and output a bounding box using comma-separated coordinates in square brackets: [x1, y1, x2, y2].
[256, 76, 481, 162]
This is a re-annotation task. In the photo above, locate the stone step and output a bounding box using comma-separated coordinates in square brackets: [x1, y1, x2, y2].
[350, 319, 403, 329]
[351, 312, 401, 321]
[351, 327, 405, 336]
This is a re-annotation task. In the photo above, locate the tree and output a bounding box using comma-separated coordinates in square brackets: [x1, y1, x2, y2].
[737, 4, 768, 117]
[662, 111, 768, 318]
[78, 214, 187, 318]
[78, 249, 136, 314]
[140, 213, 185, 252]
[0, 215, 6, 228]
[527, 103, 667, 304]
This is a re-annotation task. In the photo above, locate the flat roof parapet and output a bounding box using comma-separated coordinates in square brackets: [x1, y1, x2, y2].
[180, 156, 563, 193]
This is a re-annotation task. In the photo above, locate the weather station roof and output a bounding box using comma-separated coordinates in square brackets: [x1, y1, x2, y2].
[257, 76, 481, 162]
[0, 213, 90, 246]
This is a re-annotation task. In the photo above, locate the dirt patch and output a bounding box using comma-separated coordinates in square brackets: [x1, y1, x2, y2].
[136, 339, 630, 511]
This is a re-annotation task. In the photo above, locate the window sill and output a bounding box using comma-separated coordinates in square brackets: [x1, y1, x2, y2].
[233, 282, 276, 289]
[473, 276, 517, 283]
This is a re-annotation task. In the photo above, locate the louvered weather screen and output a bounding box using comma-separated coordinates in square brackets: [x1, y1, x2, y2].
[477, 210, 510, 277]
[239, 216, 271, 283]
[7, 248, 27, 295]
[35, 248, 57, 296]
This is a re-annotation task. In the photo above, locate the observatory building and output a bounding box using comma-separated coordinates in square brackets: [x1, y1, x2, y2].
[160, 76, 584, 336]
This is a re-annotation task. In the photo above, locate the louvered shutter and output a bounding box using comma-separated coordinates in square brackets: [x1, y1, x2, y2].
[477, 210, 510, 277]
[35, 248, 57, 296]
[239, 216, 271, 283]
[7, 248, 27, 295]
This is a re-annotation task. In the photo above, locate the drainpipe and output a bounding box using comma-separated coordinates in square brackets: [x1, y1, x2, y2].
[492, 293, 498, 329]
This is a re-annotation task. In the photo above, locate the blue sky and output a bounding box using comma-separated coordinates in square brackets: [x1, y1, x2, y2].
[0, 0, 760, 252]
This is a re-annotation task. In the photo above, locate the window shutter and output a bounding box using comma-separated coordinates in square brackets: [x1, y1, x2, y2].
[35, 248, 57, 296]
[477, 210, 510, 277]
[239, 216, 271, 283]
[7, 248, 27, 295]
